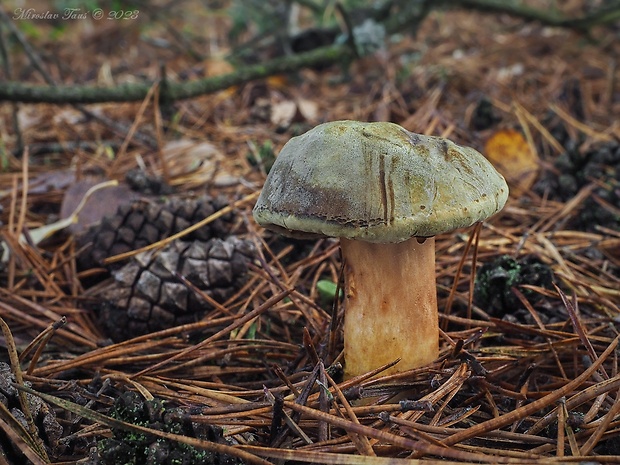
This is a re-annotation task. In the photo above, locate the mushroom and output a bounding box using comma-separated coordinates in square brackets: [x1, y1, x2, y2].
[253, 121, 508, 378]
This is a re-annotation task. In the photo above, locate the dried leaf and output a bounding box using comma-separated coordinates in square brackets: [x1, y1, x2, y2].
[270, 100, 297, 129]
[60, 180, 139, 234]
[266, 75, 288, 88]
[2, 180, 119, 261]
[484, 129, 539, 197]
[296, 98, 319, 122]
[161, 139, 222, 177]
[16, 107, 41, 131]
[202, 57, 235, 77]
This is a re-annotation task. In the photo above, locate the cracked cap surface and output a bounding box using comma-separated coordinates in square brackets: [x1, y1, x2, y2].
[253, 120, 509, 243]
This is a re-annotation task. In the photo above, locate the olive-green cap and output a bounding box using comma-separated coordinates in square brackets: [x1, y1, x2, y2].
[253, 121, 508, 243]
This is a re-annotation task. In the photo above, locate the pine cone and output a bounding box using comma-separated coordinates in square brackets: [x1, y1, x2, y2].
[534, 142, 620, 232]
[0, 362, 64, 460]
[97, 236, 255, 341]
[76, 195, 233, 270]
[98, 391, 243, 465]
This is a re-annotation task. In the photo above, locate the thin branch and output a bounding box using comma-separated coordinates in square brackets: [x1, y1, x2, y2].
[451, 0, 620, 29]
[0, 44, 354, 104]
[0, 7, 158, 148]
[0, 20, 23, 154]
[0, 0, 617, 107]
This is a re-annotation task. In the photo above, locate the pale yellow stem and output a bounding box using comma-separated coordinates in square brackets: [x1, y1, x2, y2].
[341, 236, 438, 378]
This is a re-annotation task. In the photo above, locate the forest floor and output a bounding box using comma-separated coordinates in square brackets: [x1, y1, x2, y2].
[0, 1, 619, 464]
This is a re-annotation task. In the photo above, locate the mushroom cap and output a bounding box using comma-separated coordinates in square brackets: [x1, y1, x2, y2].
[253, 121, 508, 243]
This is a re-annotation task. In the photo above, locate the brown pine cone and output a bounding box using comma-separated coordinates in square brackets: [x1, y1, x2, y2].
[0, 362, 64, 460]
[76, 195, 233, 270]
[97, 236, 255, 341]
[98, 391, 244, 465]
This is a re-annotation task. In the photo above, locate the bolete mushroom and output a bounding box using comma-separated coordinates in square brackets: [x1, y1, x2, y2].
[253, 121, 508, 378]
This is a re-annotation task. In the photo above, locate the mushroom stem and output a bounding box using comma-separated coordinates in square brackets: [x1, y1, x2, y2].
[340, 236, 438, 378]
